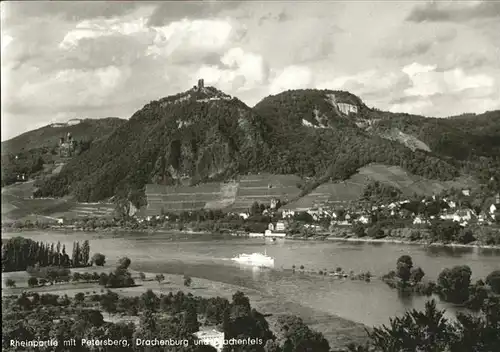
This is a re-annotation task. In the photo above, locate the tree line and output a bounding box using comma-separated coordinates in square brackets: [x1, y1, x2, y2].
[1, 237, 91, 272]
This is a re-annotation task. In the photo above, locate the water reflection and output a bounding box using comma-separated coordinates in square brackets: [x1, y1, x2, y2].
[426, 245, 473, 258]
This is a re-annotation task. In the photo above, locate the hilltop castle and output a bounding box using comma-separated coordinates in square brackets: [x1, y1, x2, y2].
[59, 132, 76, 157]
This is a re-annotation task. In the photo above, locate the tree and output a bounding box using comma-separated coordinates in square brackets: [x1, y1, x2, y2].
[100, 290, 118, 317]
[98, 273, 108, 286]
[367, 300, 454, 352]
[139, 272, 146, 280]
[74, 292, 85, 303]
[486, 270, 500, 294]
[140, 289, 160, 312]
[410, 267, 425, 284]
[28, 277, 39, 288]
[117, 257, 131, 270]
[184, 275, 192, 287]
[457, 228, 475, 244]
[353, 224, 366, 238]
[396, 255, 413, 285]
[438, 265, 472, 304]
[276, 315, 330, 352]
[5, 278, 16, 288]
[81, 240, 90, 266]
[72, 272, 82, 282]
[91, 253, 106, 266]
[155, 273, 165, 284]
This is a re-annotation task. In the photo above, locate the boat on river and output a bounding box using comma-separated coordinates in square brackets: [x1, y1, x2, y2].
[232, 251, 275, 268]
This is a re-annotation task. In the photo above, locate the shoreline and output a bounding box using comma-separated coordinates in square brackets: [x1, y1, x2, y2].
[322, 236, 500, 249]
[3, 225, 500, 249]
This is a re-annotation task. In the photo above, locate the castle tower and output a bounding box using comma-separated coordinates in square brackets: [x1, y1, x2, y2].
[198, 78, 204, 90]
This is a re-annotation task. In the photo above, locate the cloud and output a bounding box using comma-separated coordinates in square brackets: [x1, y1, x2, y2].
[148, 1, 240, 26]
[407, 1, 500, 23]
[269, 66, 314, 94]
[59, 17, 151, 49]
[3, 1, 143, 26]
[193, 47, 268, 92]
[378, 26, 457, 59]
[9, 66, 131, 113]
[402, 62, 495, 97]
[146, 19, 234, 61]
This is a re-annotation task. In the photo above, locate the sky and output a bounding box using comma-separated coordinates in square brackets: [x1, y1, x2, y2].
[1, 0, 500, 141]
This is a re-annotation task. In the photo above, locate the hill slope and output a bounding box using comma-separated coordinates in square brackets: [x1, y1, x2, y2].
[35, 86, 270, 202]
[1, 117, 126, 155]
[253, 89, 460, 182]
[34, 87, 494, 207]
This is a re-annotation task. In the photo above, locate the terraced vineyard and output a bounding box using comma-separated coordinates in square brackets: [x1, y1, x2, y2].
[52, 203, 115, 220]
[230, 174, 302, 211]
[144, 174, 302, 215]
[282, 164, 478, 210]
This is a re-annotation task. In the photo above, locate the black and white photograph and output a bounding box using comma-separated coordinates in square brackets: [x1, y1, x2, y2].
[1, 1, 500, 351]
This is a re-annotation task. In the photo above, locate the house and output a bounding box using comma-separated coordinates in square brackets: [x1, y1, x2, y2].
[453, 209, 473, 222]
[462, 189, 471, 196]
[275, 221, 286, 232]
[266, 222, 286, 237]
[307, 208, 321, 220]
[413, 216, 428, 225]
[239, 212, 249, 220]
[282, 209, 295, 218]
[193, 329, 224, 352]
[357, 215, 370, 224]
[388, 202, 398, 210]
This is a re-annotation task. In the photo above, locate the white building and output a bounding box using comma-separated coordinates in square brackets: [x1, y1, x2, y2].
[238, 212, 250, 220]
[357, 215, 370, 224]
[413, 216, 429, 225]
[193, 329, 224, 352]
[282, 209, 295, 218]
[248, 232, 264, 238]
[275, 221, 286, 231]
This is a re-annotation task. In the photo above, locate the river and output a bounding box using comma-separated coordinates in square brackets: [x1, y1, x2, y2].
[3, 231, 500, 327]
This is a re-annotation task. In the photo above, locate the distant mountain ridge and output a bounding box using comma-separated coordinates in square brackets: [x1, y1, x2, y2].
[1, 117, 126, 155]
[13, 82, 498, 206]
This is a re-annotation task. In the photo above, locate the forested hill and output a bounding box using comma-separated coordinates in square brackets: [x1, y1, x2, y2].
[369, 109, 500, 184]
[253, 89, 460, 182]
[1, 117, 126, 155]
[33, 86, 477, 204]
[34, 86, 271, 202]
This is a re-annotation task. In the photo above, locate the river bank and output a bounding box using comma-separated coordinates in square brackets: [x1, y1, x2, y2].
[4, 224, 500, 249]
[324, 236, 500, 249]
[2, 266, 369, 349]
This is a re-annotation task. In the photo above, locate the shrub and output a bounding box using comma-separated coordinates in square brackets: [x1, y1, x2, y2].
[28, 277, 39, 288]
[486, 270, 500, 294]
[92, 253, 106, 266]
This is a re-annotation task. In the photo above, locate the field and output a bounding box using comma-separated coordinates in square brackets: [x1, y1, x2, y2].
[1, 264, 368, 350]
[1, 181, 115, 222]
[144, 174, 302, 214]
[282, 164, 478, 210]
